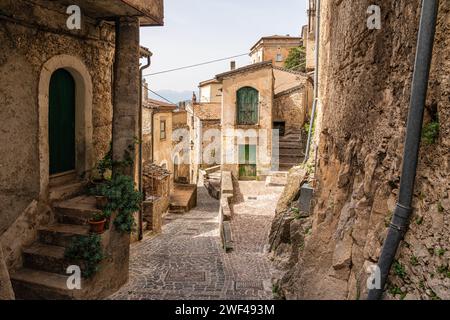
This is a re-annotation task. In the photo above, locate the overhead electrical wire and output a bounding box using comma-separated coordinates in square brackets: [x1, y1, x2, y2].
[143, 53, 249, 77]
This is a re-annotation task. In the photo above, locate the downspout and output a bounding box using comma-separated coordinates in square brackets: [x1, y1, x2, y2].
[138, 47, 152, 241]
[304, 0, 320, 163]
[367, 0, 439, 300]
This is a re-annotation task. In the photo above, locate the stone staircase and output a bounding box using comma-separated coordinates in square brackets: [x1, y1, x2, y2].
[10, 194, 102, 299]
[278, 129, 305, 171]
[168, 184, 197, 214]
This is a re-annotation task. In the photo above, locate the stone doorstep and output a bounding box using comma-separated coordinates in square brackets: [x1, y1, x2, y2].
[49, 181, 86, 202]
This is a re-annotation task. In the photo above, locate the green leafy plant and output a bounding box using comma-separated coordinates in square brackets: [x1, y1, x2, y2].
[437, 201, 444, 213]
[437, 265, 450, 278]
[410, 255, 419, 267]
[388, 285, 406, 300]
[93, 175, 142, 234]
[422, 121, 439, 145]
[284, 46, 306, 72]
[304, 121, 316, 138]
[415, 215, 424, 225]
[429, 290, 441, 300]
[393, 260, 407, 279]
[436, 248, 446, 257]
[96, 142, 113, 180]
[65, 234, 104, 278]
[91, 211, 109, 222]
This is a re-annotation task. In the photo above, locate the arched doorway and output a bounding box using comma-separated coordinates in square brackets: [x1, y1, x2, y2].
[38, 54, 94, 199]
[49, 69, 76, 175]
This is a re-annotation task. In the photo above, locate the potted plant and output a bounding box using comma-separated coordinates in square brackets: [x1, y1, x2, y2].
[88, 211, 108, 234]
[95, 195, 108, 210]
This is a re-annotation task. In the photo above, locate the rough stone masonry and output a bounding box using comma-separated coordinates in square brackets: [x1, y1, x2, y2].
[270, 0, 449, 300]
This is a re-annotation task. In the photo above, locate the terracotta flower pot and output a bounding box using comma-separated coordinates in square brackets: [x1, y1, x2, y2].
[89, 218, 106, 234]
[95, 196, 108, 210]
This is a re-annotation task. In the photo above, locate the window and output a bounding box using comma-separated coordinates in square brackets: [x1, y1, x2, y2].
[237, 87, 259, 125]
[276, 53, 283, 62]
[160, 120, 166, 140]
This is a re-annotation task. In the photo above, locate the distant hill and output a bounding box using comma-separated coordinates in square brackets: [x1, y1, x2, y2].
[149, 90, 194, 105]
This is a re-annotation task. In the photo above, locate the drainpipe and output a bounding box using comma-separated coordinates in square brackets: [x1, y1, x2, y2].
[367, 0, 439, 300]
[304, 0, 320, 163]
[138, 47, 152, 241]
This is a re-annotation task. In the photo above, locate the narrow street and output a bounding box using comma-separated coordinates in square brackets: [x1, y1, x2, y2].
[110, 181, 284, 300]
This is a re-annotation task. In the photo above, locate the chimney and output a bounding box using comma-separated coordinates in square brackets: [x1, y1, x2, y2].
[230, 61, 236, 71]
[142, 79, 149, 102]
[192, 92, 197, 104]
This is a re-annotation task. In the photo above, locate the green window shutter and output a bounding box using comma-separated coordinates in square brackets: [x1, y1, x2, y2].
[237, 87, 259, 125]
[238, 145, 246, 164]
[248, 145, 256, 164]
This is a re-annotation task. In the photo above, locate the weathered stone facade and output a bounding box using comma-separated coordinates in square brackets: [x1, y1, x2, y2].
[0, 0, 116, 272]
[270, 0, 450, 300]
[0, 0, 164, 299]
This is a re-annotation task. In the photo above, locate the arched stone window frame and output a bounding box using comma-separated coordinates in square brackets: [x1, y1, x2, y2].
[38, 55, 93, 199]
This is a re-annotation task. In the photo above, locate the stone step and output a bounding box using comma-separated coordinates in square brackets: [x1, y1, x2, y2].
[49, 172, 78, 188]
[279, 149, 304, 156]
[268, 171, 289, 178]
[280, 154, 303, 159]
[279, 142, 303, 148]
[278, 147, 304, 156]
[168, 204, 187, 214]
[10, 268, 80, 300]
[265, 175, 288, 187]
[22, 243, 80, 275]
[38, 223, 90, 247]
[54, 196, 101, 225]
[50, 181, 86, 202]
[279, 164, 296, 171]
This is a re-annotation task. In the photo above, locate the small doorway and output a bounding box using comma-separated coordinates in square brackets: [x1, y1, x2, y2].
[238, 144, 257, 180]
[273, 121, 286, 137]
[49, 69, 76, 176]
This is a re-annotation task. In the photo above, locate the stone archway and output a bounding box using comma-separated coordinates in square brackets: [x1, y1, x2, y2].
[38, 54, 93, 199]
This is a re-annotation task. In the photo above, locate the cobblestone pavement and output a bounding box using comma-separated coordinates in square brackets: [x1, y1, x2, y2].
[110, 181, 284, 300]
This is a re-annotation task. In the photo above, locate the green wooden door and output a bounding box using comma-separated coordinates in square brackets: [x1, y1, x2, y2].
[237, 87, 259, 125]
[49, 69, 76, 175]
[238, 144, 257, 179]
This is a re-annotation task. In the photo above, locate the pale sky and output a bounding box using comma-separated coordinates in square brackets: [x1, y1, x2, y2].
[140, 0, 308, 102]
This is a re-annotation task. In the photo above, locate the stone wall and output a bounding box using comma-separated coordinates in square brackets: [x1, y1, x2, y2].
[271, 0, 450, 300]
[0, 246, 14, 300]
[0, 0, 115, 267]
[273, 88, 306, 132]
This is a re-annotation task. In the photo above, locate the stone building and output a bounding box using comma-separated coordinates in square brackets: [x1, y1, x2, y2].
[217, 61, 313, 179]
[186, 97, 222, 184]
[250, 35, 303, 67]
[198, 78, 222, 104]
[0, 0, 164, 299]
[270, 0, 450, 300]
[142, 98, 177, 174]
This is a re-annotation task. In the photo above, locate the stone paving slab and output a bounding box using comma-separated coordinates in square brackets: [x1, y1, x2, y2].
[110, 181, 283, 300]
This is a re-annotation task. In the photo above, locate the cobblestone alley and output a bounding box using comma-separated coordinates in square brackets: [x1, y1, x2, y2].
[110, 181, 284, 300]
